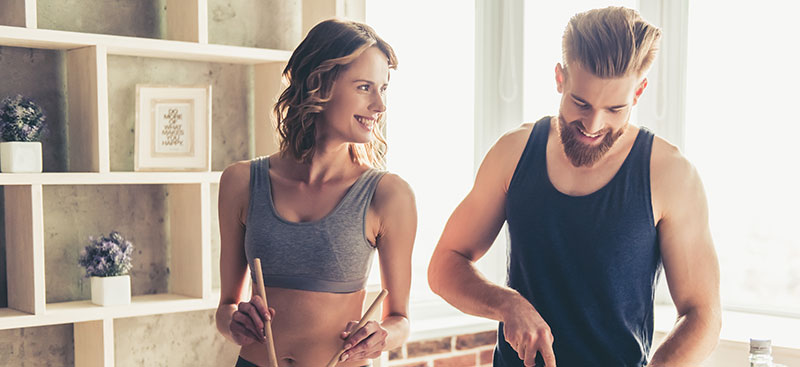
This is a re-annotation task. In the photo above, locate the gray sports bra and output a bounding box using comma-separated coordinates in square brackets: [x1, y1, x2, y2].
[244, 156, 385, 293]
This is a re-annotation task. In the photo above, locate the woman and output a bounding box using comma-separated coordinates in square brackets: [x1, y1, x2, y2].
[215, 19, 416, 367]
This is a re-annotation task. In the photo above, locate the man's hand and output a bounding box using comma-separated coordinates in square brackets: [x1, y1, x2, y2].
[501, 298, 557, 367]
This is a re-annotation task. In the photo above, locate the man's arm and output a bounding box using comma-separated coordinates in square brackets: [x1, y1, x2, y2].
[649, 139, 722, 366]
[428, 123, 557, 366]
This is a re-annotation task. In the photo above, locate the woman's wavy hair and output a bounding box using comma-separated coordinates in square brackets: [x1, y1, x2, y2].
[273, 18, 397, 168]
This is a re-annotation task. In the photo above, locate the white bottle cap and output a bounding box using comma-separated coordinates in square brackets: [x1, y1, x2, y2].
[750, 338, 772, 355]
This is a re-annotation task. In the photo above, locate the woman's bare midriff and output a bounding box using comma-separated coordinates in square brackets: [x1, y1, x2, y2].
[238, 287, 373, 367]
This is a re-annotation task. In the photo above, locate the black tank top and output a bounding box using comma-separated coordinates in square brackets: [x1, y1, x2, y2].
[496, 117, 662, 366]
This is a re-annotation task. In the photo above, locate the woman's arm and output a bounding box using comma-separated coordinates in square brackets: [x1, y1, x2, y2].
[215, 161, 271, 346]
[338, 173, 417, 362]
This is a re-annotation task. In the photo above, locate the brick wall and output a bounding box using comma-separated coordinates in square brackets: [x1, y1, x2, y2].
[386, 330, 497, 367]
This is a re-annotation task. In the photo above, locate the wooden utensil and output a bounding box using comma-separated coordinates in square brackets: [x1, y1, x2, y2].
[324, 289, 389, 367]
[252, 258, 279, 367]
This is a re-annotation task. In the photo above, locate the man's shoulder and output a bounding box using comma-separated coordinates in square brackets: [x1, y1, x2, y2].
[491, 121, 539, 159]
[649, 134, 704, 218]
[478, 120, 543, 193]
[650, 135, 695, 179]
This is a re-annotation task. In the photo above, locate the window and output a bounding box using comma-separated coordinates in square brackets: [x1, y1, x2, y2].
[523, 0, 637, 123]
[366, 1, 477, 305]
[363, 0, 800, 338]
[684, 0, 800, 315]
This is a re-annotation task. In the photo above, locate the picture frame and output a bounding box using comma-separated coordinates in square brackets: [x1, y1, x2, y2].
[134, 85, 211, 171]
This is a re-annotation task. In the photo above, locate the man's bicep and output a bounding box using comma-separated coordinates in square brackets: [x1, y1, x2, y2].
[437, 153, 511, 262]
[658, 164, 720, 315]
[438, 190, 507, 262]
[437, 126, 530, 261]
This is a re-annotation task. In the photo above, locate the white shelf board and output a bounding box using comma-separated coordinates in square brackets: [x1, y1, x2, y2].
[0, 25, 291, 64]
[0, 171, 222, 185]
[0, 293, 220, 330]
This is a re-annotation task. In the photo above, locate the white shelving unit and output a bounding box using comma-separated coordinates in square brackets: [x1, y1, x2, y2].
[0, 0, 364, 365]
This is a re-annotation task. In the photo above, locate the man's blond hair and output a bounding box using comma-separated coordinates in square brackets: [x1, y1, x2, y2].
[562, 6, 661, 78]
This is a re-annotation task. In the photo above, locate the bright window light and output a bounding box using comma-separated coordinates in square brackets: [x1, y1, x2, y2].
[366, 0, 476, 302]
[685, 0, 800, 315]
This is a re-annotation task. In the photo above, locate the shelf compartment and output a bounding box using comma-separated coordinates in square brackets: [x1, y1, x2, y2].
[167, 0, 208, 44]
[302, 0, 367, 36]
[0, 45, 70, 172]
[37, 0, 213, 45]
[1, 293, 219, 330]
[42, 183, 209, 305]
[74, 319, 114, 367]
[0, 44, 108, 172]
[0, 25, 292, 64]
[0, 0, 36, 28]
[170, 183, 211, 299]
[36, 0, 166, 40]
[2, 185, 46, 316]
[254, 63, 284, 157]
[49, 294, 217, 322]
[68, 45, 110, 172]
[107, 55, 254, 172]
[0, 171, 222, 186]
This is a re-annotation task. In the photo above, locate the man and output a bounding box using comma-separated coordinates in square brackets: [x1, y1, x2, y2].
[428, 6, 721, 367]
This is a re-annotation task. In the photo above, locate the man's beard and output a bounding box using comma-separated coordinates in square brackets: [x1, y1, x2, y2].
[558, 114, 626, 167]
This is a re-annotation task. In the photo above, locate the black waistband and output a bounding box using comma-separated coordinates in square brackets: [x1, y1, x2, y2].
[236, 356, 370, 367]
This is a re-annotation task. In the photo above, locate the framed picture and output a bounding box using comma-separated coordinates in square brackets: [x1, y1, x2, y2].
[134, 85, 211, 171]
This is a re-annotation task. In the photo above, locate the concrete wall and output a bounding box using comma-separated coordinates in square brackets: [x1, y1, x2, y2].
[37, 0, 167, 39]
[1, 1, 301, 365]
[115, 310, 239, 367]
[0, 324, 74, 366]
[208, 0, 301, 50]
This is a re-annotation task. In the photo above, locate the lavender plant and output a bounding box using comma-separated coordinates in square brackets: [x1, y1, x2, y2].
[78, 231, 134, 277]
[0, 95, 46, 142]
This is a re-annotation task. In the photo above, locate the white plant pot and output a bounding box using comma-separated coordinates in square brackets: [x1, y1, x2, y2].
[0, 141, 42, 173]
[90, 275, 131, 306]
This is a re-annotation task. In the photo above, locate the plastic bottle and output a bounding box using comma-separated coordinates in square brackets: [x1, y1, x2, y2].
[750, 338, 773, 367]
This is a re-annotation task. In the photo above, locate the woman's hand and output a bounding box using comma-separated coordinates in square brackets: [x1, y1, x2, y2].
[229, 295, 276, 347]
[337, 320, 388, 362]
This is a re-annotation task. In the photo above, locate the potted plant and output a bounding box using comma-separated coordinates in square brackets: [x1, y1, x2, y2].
[0, 95, 46, 173]
[78, 231, 134, 306]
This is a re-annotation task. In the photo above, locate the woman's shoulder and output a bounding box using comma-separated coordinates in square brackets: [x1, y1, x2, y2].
[371, 171, 416, 213]
[219, 159, 254, 193]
